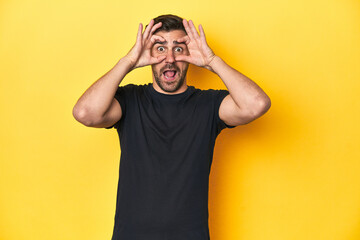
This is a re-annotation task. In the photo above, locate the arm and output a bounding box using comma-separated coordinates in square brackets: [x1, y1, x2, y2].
[72, 57, 131, 128]
[175, 19, 271, 126]
[72, 19, 166, 128]
[209, 56, 271, 126]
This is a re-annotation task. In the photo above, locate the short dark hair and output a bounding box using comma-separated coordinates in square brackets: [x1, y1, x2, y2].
[146, 14, 186, 35]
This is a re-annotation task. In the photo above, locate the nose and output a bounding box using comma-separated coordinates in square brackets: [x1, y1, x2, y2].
[165, 51, 175, 63]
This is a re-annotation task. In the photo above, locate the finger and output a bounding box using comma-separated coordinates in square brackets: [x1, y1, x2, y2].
[198, 24, 206, 42]
[136, 23, 143, 44]
[148, 22, 163, 37]
[175, 55, 192, 63]
[182, 19, 195, 40]
[146, 35, 166, 48]
[143, 19, 154, 40]
[150, 35, 166, 43]
[188, 20, 200, 39]
[176, 35, 190, 45]
[150, 55, 166, 64]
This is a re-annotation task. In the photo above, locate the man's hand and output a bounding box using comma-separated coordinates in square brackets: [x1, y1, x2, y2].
[124, 19, 167, 71]
[175, 19, 217, 72]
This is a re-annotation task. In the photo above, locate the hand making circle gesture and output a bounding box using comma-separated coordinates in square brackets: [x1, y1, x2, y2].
[124, 19, 167, 71]
[175, 19, 217, 71]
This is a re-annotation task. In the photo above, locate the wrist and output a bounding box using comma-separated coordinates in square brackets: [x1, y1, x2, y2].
[119, 56, 136, 73]
[205, 55, 220, 73]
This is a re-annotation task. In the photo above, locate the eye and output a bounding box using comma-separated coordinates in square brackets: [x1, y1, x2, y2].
[175, 47, 183, 52]
[157, 46, 165, 52]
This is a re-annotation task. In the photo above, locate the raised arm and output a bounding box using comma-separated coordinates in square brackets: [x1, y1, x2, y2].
[72, 19, 166, 128]
[175, 19, 271, 126]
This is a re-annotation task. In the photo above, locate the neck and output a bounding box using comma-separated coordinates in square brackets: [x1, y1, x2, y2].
[151, 78, 188, 95]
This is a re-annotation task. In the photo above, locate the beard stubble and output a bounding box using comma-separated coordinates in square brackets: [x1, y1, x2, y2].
[152, 63, 189, 93]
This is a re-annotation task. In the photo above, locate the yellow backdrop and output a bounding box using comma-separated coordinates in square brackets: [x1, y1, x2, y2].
[1, 0, 359, 239]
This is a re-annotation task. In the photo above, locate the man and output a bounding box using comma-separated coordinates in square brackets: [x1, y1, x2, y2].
[73, 14, 270, 240]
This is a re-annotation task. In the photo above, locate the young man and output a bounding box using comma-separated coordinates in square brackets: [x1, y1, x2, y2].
[73, 14, 270, 240]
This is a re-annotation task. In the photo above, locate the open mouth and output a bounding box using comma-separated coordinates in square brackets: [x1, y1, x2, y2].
[163, 70, 177, 81]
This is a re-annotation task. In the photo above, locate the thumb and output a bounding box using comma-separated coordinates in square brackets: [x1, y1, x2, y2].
[150, 55, 166, 65]
[175, 55, 191, 63]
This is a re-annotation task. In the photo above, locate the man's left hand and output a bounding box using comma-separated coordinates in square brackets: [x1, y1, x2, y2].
[175, 19, 217, 72]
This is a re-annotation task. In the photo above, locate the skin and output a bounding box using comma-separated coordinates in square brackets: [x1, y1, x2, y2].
[150, 30, 190, 94]
[72, 18, 271, 128]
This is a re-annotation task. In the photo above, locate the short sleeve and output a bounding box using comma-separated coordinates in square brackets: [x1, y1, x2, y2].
[213, 89, 237, 134]
[105, 84, 130, 129]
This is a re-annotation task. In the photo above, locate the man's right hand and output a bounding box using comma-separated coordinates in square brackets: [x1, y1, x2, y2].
[124, 19, 166, 71]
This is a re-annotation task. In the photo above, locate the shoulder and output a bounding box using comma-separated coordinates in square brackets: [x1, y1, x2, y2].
[117, 83, 149, 94]
[118, 83, 147, 90]
[190, 86, 229, 99]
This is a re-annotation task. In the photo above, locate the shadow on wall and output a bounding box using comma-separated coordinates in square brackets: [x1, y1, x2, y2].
[186, 63, 310, 238]
[186, 60, 305, 158]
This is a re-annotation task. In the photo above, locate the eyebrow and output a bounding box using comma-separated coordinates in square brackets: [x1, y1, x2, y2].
[154, 41, 186, 45]
[174, 41, 186, 45]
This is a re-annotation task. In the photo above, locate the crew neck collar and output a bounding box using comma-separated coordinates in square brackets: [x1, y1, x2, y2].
[147, 83, 193, 100]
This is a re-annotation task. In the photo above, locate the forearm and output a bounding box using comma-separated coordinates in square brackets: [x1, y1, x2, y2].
[208, 55, 271, 114]
[73, 57, 133, 124]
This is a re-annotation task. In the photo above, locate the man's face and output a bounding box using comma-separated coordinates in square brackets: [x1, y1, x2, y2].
[151, 30, 189, 94]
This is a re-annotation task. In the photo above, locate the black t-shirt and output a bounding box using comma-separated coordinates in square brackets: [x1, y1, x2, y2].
[106, 83, 235, 240]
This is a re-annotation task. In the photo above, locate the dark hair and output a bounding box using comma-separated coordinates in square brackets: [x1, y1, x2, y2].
[146, 14, 186, 35]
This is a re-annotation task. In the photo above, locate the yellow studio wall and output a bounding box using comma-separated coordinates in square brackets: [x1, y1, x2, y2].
[1, 0, 359, 239]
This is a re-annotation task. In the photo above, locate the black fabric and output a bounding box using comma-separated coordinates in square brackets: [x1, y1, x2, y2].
[106, 83, 236, 240]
